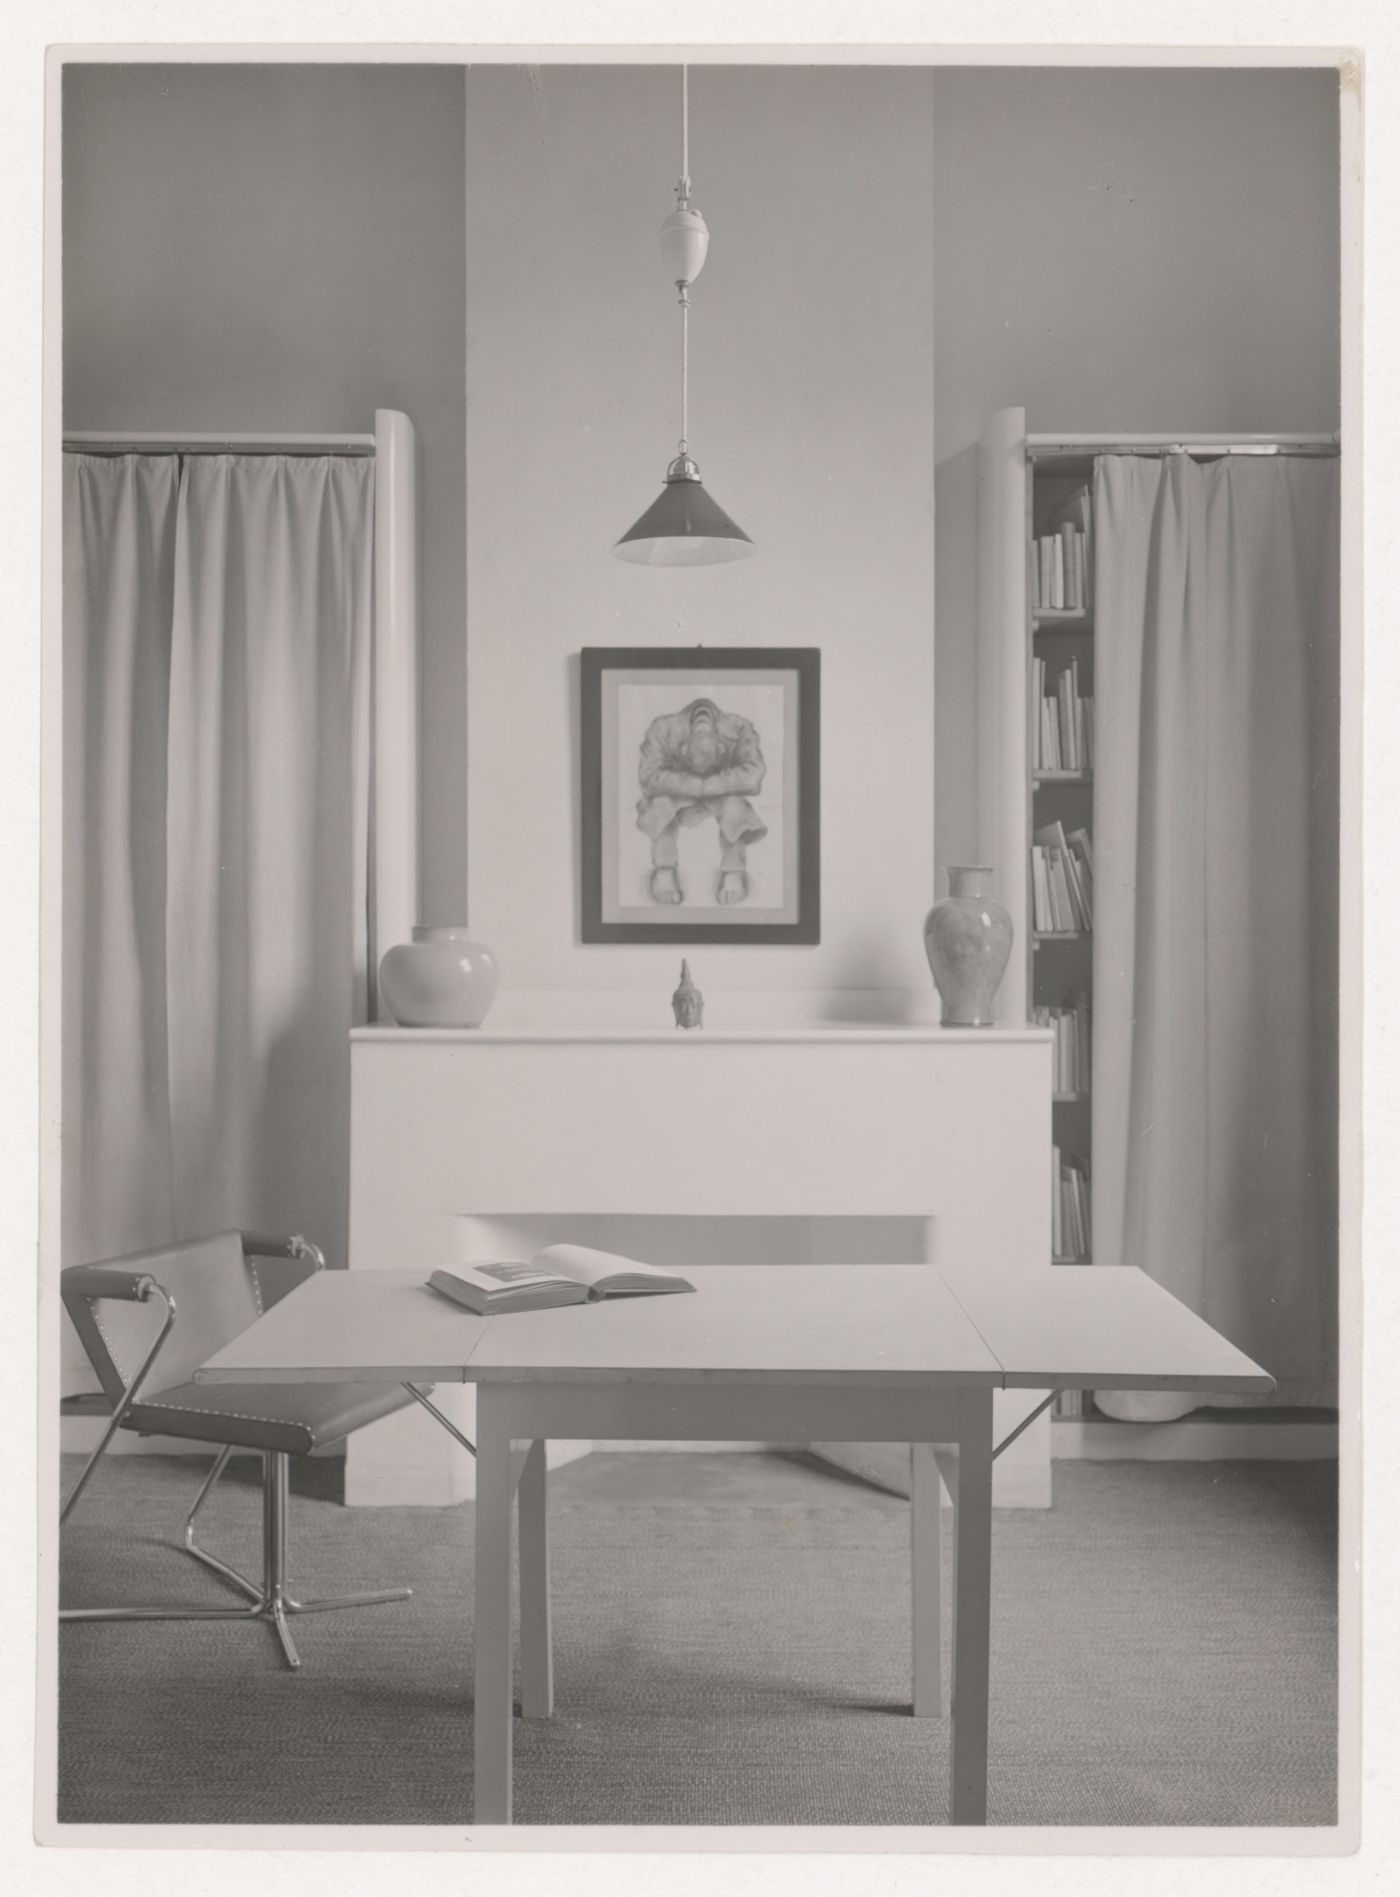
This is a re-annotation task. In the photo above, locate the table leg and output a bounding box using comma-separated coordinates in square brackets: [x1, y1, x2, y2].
[949, 1386, 993, 1826]
[911, 1441, 943, 1718]
[517, 1438, 553, 1719]
[473, 1388, 514, 1825]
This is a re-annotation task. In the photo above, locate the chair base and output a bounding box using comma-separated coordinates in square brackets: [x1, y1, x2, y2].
[60, 1445, 411, 1670]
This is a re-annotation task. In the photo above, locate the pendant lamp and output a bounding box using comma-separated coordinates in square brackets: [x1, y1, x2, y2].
[613, 67, 754, 567]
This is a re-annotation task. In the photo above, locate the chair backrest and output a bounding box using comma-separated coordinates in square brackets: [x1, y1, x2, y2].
[62, 1231, 294, 1404]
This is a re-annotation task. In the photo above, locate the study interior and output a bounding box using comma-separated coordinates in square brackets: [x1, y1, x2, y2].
[46, 57, 1345, 1837]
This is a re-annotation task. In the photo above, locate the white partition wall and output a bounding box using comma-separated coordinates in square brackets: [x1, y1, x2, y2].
[345, 1024, 1057, 1508]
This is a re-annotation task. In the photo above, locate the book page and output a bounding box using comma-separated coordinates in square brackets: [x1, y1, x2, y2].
[456, 1260, 574, 1293]
[533, 1243, 676, 1289]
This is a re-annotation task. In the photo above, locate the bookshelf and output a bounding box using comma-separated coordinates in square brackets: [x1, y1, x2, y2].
[976, 407, 1096, 1270]
[1030, 452, 1094, 1275]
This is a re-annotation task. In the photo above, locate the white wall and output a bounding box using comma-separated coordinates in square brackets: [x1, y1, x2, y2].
[931, 66, 1341, 866]
[465, 66, 937, 1020]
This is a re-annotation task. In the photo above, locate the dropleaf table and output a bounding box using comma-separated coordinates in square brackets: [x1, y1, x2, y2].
[196, 1260, 1272, 1827]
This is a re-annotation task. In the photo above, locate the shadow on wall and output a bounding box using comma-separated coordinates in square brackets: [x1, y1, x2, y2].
[814, 935, 933, 1022]
[452, 1213, 936, 1268]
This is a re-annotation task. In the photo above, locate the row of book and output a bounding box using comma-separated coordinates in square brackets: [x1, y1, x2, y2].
[1053, 1147, 1091, 1262]
[1033, 991, 1091, 1095]
[1033, 656, 1094, 773]
[1031, 821, 1094, 934]
[1030, 485, 1094, 613]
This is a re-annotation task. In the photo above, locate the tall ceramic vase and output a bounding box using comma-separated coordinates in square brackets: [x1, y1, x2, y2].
[923, 867, 1013, 1027]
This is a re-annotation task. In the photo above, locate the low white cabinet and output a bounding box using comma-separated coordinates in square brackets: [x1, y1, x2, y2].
[345, 1023, 1055, 1506]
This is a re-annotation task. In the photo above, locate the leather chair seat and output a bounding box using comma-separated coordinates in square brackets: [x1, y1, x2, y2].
[126, 1378, 415, 1456]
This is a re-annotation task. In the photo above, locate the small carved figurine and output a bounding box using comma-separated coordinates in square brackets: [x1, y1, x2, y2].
[671, 959, 704, 1029]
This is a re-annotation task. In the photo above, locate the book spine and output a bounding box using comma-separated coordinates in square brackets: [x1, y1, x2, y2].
[1032, 847, 1050, 932]
[1059, 522, 1077, 611]
[1060, 839, 1089, 931]
[1049, 850, 1073, 931]
[1078, 993, 1091, 1091]
[1068, 831, 1094, 927]
[1052, 533, 1065, 610]
[1032, 658, 1044, 769]
[1058, 668, 1076, 772]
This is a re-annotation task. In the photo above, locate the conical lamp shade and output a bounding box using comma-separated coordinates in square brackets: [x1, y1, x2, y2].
[613, 457, 754, 567]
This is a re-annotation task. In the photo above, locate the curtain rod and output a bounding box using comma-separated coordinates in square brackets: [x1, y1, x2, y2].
[1027, 431, 1339, 459]
[63, 430, 377, 457]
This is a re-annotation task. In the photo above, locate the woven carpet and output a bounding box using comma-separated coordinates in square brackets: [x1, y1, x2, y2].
[56, 1451, 1337, 1828]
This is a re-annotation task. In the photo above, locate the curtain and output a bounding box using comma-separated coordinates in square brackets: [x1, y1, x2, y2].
[62, 452, 373, 1389]
[1091, 453, 1339, 1418]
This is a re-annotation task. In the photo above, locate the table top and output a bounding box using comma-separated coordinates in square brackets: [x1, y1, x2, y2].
[194, 1264, 1273, 1396]
[942, 1267, 1274, 1394]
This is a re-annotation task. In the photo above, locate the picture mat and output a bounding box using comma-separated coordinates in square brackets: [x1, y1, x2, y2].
[600, 666, 800, 926]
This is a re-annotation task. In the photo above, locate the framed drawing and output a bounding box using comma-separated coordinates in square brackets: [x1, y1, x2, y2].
[581, 647, 821, 944]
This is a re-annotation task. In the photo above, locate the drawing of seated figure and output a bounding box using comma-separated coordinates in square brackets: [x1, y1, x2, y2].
[635, 696, 768, 905]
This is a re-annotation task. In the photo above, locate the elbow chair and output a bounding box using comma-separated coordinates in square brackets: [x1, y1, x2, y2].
[60, 1229, 420, 1670]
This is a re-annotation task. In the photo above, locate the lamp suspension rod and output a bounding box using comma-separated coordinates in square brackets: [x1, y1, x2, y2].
[63, 430, 377, 457]
[680, 288, 689, 453]
[1026, 430, 1338, 460]
[677, 63, 690, 456]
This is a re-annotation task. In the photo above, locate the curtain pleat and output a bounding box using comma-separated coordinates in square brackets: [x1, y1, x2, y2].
[1092, 454, 1340, 1416]
[61, 455, 180, 1315]
[62, 452, 373, 1391]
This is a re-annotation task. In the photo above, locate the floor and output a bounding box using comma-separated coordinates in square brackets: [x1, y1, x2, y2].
[55, 1448, 1340, 1830]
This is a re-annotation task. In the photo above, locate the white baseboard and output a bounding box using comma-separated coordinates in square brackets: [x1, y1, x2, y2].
[589, 1441, 773, 1453]
[60, 1418, 263, 1458]
[1053, 1415, 1338, 1461]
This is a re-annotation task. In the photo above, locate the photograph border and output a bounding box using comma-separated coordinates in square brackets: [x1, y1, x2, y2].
[25, 24, 1378, 1879]
[580, 645, 821, 945]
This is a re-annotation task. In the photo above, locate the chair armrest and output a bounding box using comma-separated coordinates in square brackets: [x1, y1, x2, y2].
[61, 1264, 162, 1304]
[240, 1232, 326, 1272]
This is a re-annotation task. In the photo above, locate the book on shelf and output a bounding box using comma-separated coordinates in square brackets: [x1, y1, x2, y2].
[1032, 820, 1093, 932]
[1066, 826, 1094, 922]
[1032, 657, 1092, 773]
[1034, 989, 1092, 1094]
[1045, 484, 1094, 608]
[1031, 846, 1052, 932]
[1051, 1148, 1092, 1262]
[1029, 495, 1092, 614]
[427, 1244, 696, 1315]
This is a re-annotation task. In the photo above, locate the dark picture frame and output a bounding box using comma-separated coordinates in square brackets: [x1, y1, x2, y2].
[581, 647, 821, 944]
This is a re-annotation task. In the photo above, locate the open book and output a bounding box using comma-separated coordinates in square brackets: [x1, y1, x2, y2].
[427, 1244, 696, 1315]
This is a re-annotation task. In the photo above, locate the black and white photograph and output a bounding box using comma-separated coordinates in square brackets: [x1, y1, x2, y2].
[15, 8, 1389, 1883]
[582, 646, 820, 942]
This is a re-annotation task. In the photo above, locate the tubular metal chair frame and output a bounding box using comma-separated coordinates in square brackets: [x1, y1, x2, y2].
[59, 1231, 411, 1670]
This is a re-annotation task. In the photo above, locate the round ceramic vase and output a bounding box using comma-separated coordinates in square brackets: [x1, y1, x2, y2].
[923, 867, 1013, 1028]
[379, 926, 500, 1029]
